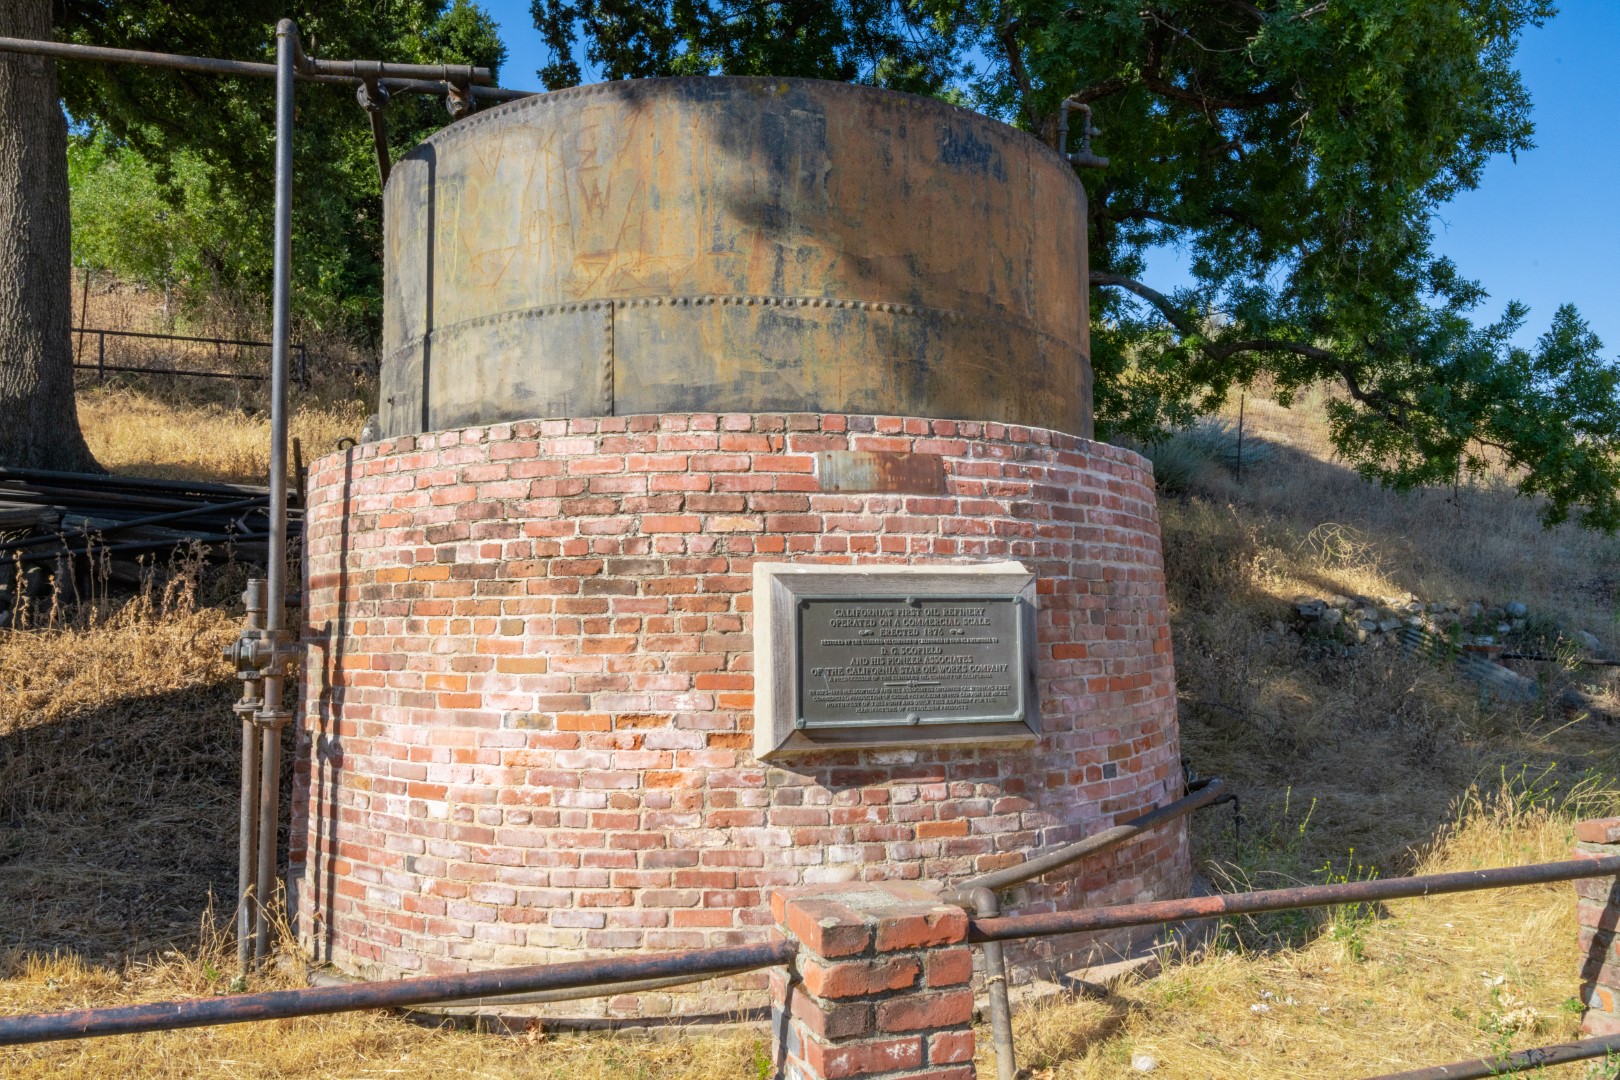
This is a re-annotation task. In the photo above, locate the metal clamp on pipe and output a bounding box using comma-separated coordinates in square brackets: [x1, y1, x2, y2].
[445, 77, 474, 120]
[222, 628, 299, 682]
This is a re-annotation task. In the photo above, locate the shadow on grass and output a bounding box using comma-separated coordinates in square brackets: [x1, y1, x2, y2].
[0, 677, 271, 962]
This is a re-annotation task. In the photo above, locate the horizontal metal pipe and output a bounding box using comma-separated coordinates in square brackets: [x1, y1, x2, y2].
[0, 939, 795, 1046]
[408, 966, 762, 1010]
[0, 36, 337, 82]
[1362, 1032, 1620, 1079]
[0, 495, 265, 552]
[303, 57, 491, 85]
[385, 79, 534, 101]
[74, 362, 265, 381]
[957, 778, 1227, 894]
[70, 326, 282, 348]
[0, 37, 503, 93]
[969, 855, 1620, 943]
[0, 466, 268, 497]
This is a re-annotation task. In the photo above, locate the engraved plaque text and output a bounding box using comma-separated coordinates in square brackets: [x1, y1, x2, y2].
[796, 596, 1030, 730]
[752, 561, 1039, 758]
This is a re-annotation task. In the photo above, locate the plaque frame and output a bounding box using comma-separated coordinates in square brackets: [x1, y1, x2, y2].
[752, 562, 1040, 759]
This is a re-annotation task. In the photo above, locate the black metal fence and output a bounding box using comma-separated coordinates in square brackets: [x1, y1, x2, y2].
[72, 327, 308, 386]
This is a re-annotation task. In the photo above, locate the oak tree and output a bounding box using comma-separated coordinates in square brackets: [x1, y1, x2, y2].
[534, 0, 1620, 528]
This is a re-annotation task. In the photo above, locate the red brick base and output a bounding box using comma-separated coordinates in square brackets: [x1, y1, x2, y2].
[770, 883, 975, 1079]
[290, 411, 1187, 1019]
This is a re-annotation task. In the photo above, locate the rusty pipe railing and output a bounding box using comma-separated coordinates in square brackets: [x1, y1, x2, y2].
[957, 778, 1229, 896]
[0, 939, 796, 1046]
[1363, 1032, 1620, 1079]
[969, 854, 1620, 943]
[941, 778, 1229, 1080]
[941, 887, 1015, 1080]
[0, 37, 531, 101]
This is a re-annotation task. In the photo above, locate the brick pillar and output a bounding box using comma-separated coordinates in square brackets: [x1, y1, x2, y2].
[768, 882, 976, 1080]
[1575, 819, 1620, 1035]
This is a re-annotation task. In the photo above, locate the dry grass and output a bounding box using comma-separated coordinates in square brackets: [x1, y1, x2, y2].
[990, 790, 1611, 1079]
[1209, 385, 1620, 636]
[77, 387, 366, 486]
[7, 374, 1620, 1077]
[66, 272, 372, 486]
[0, 565, 242, 961]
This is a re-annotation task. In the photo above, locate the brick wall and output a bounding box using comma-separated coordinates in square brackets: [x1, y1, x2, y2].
[769, 882, 975, 1079]
[290, 411, 1186, 1019]
[1575, 819, 1620, 1035]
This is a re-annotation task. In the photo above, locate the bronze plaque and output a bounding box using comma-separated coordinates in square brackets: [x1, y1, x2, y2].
[753, 561, 1039, 757]
[795, 595, 1033, 732]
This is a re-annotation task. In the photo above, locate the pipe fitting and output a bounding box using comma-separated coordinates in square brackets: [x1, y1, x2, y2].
[1057, 98, 1110, 169]
[943, 886, 1016, 1080]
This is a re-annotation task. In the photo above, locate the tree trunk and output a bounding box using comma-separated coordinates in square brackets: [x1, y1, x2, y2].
[0, 0, 98, 472]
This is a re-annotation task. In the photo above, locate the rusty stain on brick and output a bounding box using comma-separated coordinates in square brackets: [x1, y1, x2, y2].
[816, 450, 947, 494]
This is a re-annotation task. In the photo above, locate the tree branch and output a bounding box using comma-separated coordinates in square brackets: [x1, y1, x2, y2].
[1090, 271, 1200, 337]
[1090, 271, 1413, 426]
[1141, 75, 1287, 110]
[1101, 205, 1262, 232]
[996, 14, 1042, 135]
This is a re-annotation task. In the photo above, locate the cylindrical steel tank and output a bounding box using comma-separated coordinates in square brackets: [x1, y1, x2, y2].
[378, 77, 1091, 439]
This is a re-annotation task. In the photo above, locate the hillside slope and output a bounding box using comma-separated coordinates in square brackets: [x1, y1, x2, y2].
[1, 382, 1616, 1077]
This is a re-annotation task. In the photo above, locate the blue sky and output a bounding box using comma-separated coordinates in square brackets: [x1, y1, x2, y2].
[481, 0, 1618, 354]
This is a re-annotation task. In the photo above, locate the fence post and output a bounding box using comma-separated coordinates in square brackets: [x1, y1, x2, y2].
[768, 882, 976, 1080]
[97, 331, 105, 382]
[1574, 819, 1620, 1035]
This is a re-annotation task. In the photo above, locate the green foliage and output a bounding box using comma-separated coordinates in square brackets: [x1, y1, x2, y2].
[530, 0, 968, 94]
[57, 0, 506, 333]
[67, 137, 251, 303]
[530, 0, 1620, 531]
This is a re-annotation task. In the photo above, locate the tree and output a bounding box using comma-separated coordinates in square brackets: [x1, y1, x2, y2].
[0, 0, 97, 471]
[533, 0, 1620, 530]
[0, 1, 504, 471]
[57, 1, 506, 332]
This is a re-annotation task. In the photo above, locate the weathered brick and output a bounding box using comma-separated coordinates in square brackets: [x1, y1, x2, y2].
[797, 1033, 923, 1079]
[923, 948, 973, 988]
[926, 1030, 975, 1064]
[293, 411, 1185, 1028]
[1576, 819, 1620, 844]
[873, 908, 969, 953]
[876, 989, 974, 1033]
[784, 899, 872, 959]
[801, 955, 921, 999]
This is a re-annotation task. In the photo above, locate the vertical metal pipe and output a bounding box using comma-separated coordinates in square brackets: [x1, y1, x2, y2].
[237, 716, 259, 966]
[97, 331, 105, 382]
[252, 18, 298, 965]
[253, 720, 280, 960]
[235, 579, 265, 973]
[944, 887, 1016, 1080]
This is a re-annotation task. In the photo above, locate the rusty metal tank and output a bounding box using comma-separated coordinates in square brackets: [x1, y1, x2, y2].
[379, 77, 1091, 439]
